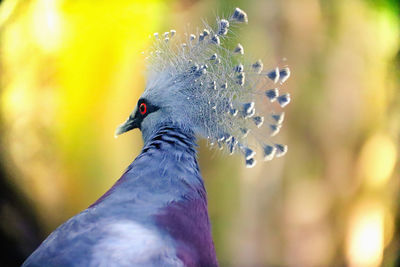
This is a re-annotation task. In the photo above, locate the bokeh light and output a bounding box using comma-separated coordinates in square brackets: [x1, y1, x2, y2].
[347, 201, 385, 267]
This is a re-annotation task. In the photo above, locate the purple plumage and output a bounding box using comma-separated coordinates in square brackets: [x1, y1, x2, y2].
[156, 198, 217, 266]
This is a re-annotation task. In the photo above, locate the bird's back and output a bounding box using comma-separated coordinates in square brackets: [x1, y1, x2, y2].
[23, 125, 217, 267]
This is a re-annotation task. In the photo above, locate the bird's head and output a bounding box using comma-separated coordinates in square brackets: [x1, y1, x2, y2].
[115, 8, 291, 167]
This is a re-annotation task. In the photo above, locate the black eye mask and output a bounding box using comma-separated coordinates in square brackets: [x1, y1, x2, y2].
[133, 99, 160, 129]
[115, 98, 160, 136]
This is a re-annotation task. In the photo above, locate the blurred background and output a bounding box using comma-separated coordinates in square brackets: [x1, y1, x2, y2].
[0, 0, 399, 266]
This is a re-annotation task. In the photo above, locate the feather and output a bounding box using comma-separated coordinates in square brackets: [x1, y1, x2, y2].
[142, 7, 291, 166]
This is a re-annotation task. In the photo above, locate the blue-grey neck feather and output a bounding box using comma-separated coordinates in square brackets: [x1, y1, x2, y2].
[23, 125, 217, 267]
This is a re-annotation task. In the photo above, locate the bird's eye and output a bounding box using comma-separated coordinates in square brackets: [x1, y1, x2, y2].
[139, 103, 147, 115]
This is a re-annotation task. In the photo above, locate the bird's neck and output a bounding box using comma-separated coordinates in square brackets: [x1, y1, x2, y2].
[142, 123, 198, 156]
[144, 125, 217, 266]
[142, 123, 205, 189]
[92, 124, 204, 207]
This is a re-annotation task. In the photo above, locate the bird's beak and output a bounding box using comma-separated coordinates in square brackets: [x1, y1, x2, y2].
[114, 115, 140, 138]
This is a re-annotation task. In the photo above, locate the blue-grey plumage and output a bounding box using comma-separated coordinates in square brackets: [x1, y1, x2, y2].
[23, 125, 217, 267]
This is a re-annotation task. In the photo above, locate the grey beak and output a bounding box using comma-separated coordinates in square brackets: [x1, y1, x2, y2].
[114, 116, 140, 138]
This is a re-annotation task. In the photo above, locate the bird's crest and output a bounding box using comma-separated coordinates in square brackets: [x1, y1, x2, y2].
[143, 8, 291, 167]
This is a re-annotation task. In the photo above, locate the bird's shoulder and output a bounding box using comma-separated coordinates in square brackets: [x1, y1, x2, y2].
[23, 213, 183, 267]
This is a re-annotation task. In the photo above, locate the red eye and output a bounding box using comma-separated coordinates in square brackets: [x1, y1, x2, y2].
[139, 103, 147, 115]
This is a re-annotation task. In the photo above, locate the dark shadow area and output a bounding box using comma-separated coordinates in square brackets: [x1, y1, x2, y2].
[0, 155, 45, 266]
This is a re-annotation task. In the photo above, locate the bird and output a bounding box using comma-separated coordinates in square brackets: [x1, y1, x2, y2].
[23, 7, 290, 267]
